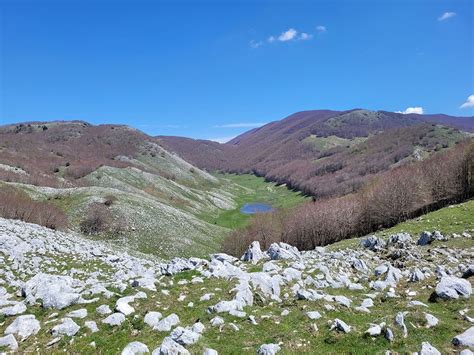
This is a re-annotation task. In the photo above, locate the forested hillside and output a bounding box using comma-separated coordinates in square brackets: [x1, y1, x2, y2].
[159, 109, 474, 197]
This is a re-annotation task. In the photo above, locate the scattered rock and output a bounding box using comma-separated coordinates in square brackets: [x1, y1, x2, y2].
[306, 311, 322, 320]
[266, 243, 300, 260]
[21, 273, 82, 310]
[334, 295, 352, 308]
[122, 341, 150, 355]
[4, 314, 41, 341]
[66, 308, 88, 319]
[417, 231, 433, 246]
[360, 235, 386, 251]
[102, 313, 126, 326]
[462, 265, 474, 279]
[152, 336, 190, 355]
[452, 326, 474, 347]
[387, 233, 412, 246]
[0, 334, 18, 351]
[257, 343, 281, 354]
[420, 341, 441, 355]
[51, 317, 80, 337]
[210, 316, 224, 327]
[435, 276, 472, 300]
[409, 268, 425, 282]
[241, 241, 267, 264]
[85, 321, 99, 333]
[395, 312, 408, 338]
[170, 326, 201, 346]
[96, 305, 112, 315]
[331, 318, 351, 333]
[424, 313, 439, 328]
[384, 328, 394, 342]
[153, 313, 180, 332]
[144, 311, 163, 328]
[0, 302, 27, 316]
[365, 324, 382, 337]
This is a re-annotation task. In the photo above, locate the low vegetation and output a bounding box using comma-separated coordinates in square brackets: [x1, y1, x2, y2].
[0, 185, 67, 230]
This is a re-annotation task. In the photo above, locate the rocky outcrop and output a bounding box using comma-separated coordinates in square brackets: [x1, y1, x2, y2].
[0, 217, 472, 353]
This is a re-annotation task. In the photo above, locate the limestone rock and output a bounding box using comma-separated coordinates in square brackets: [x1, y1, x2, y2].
[122, 341, 150, 355]
[257, 343, 281, 354]
[420, 341, 441, 355]
[241, 241, 267, 264]
[4, 314, 41, 341]
[266, 243, 300, 260]
[152, 337, 190, 355]
[21, 273, 82, 310]
[66, 308, 87, 319]
[452, 326, 474, 347]
[102, 313, 126, 326]
[435, 276, 472, 300]
[0, 334, 18, 351]
[153, 313, 180, 332]
[51, 317, 80, 337]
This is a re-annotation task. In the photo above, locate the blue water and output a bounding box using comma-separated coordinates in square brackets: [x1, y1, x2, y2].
[240, 203, 275, 214]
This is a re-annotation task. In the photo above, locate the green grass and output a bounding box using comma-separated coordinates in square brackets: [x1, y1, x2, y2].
[8, 169, 307, 259]
[1, 198, 473, 354]
[303, 135, 367, 151]
[8, 257, 472, 354]
[200, 173, 308, 230]
[328, 199, 474, 251]
[378, 199, 474, 237]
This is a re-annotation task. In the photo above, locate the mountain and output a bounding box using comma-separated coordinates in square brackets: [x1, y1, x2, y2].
[0, 121, 244, 258]
[159, 109, 474, 196]
[0, 121, 217, 186]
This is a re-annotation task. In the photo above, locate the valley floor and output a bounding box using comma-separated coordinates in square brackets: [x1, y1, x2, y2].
[2, 172, 305, 259]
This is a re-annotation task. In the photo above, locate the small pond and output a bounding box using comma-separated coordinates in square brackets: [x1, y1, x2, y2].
[240, 202, 275, 215]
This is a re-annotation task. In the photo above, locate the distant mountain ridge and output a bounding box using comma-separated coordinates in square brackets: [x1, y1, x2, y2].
[159, 109, 474, 197]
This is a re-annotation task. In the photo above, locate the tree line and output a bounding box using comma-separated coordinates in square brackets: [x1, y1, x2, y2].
[222, 140, 474, 256]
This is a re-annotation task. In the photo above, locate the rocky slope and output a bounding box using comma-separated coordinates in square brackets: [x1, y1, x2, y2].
[0, 121, 251, 258]
[0, 214, 473, 354]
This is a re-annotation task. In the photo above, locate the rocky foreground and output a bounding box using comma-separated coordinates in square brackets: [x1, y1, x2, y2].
[0, 218, 473, 354]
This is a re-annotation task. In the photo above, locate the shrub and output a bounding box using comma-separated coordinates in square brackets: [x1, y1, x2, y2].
[0, 185, 67, 230]
[80, 202, 125, 237]
[80, 203, 111, 235]
[103, 195, 117, 206]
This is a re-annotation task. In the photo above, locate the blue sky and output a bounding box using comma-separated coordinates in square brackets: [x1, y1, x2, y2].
[1, 0, 473, 142]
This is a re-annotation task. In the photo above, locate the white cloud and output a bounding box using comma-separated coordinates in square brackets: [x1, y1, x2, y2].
[208, 136, 237, 144]
[396, 107, 424, 114]
[267, 28, 313, 43]
[299, 32, 313, 40]
[249, 40, 263, 48]
[316, 25, 327, 33]
[214, 122, 266, 128]
[438, 12, 456, 21]
[460, 94, 474, 109]
[278, 28, 298, 42]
